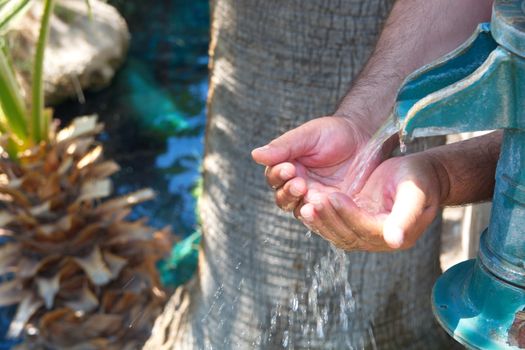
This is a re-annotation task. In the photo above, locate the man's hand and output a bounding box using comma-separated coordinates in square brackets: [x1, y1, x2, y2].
[251, 116, 392, 214]
[298, 154, 445, 251]
[297, 132, 501, 252]
[251, 0, 493, 218]
[252, 0, 495, 251]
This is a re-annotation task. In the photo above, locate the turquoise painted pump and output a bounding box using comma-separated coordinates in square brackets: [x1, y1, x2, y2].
[394, 1, 525, 349]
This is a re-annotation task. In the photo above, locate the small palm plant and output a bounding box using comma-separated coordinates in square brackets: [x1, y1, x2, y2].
[0, 1, 168, 348]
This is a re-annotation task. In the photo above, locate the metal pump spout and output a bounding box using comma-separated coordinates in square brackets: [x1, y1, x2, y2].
[393, 1, 525, 349]
[395, 23, 522, 141]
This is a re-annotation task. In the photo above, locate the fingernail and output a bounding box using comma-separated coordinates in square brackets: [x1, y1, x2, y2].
[305, 190, 319, 202]
[307, 193, 323, 211]
[254, 145, 270, 152]
[282, 202, 296, 212]
[280, 168, 292, 180]
[289, 184, 302, 197]
[301, 212, 313, 223]
[328, 194, 341, 210]
[384, 226, 404, 248]
[300, 206, 314, 223]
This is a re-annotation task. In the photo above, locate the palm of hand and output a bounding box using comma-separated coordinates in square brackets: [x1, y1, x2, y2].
[290, 117, 374, 195]
[252, 116, 382, 214]
[303, 155, 441, 251]
[253, 115, 442, 251]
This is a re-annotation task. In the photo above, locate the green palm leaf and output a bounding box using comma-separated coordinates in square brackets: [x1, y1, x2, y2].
[0, 48, 28, 144]
[31, 0, 54, 142]
[0, 0, 32, 34]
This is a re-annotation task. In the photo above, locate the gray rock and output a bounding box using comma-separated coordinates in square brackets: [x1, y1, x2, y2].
[8, 0, 130, 105]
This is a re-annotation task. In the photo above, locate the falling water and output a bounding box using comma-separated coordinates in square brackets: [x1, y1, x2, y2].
[272, 115, 403, 348]
[346, 115, 399, 196]
[259, 115, 403, 348]
[201, 115, 405, 348]
[261, 242, 357, 348]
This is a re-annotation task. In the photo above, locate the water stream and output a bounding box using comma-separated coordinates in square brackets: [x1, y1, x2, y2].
[192, 117, 403, 345]
[275, 115, 402, 348]
[346, 115, 399, 197]
[202, 116, 404, 348]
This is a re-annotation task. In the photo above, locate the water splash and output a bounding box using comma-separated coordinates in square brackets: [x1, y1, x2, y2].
[253, 117, 401, 347]
[200, 116, 401, 348]
[282, 330, 289, 347]
[399, 138, 407, 154]
[273, 116, 401, 347]
[399, 127, 408, 154]
[258, 241, 358, 348]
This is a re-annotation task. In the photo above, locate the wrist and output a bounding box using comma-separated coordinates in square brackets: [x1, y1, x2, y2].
[333, 109, 376, 137]
[334, 82, 399, 134]
[419, 152, 451, 206]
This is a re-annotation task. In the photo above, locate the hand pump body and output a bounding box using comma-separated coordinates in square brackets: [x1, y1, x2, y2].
[395, 1, 525, 348]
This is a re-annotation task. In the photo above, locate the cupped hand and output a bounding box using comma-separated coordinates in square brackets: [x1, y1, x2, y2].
[251, 116, 387, 213]
[299, 153, 445, 251]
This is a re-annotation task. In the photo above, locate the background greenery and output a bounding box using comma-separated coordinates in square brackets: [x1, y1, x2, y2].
[0, 0, 210, 345]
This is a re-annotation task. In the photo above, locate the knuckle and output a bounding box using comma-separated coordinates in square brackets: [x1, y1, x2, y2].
[282, 202, 296, 212]
[293, 200, 306, 219]
[275, 191, 293, 211]
[340, 236, 359, 251]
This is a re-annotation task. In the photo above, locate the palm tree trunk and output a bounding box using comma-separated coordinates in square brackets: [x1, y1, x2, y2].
[145, 1, 455, 348]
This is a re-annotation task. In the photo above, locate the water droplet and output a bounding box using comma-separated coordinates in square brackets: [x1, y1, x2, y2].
[270, 306, 279, 332]
[400, 140, 407, 154]
[316, 317, 325, 338]
[282, 330, 289, 347]
[321, 307, 329, 324]
[399, 127, 408, 154]
[290, 295, 299, 312]
[369, 323, 378, 350]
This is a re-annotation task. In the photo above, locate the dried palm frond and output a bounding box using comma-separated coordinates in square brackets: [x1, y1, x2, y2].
[0, 115, 169, 349]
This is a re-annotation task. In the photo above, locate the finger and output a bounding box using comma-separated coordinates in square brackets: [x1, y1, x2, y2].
[265, 163, 296, 189]
[327, 193, 386, 250]
[307, 192, 362, 250]
[274, 177, 307, 211]
[298, 193, 345, 246]
[305, 180, 338, 194]
[298, 203, 333, 239]
[382, 180, 430, 249]
[251, 122, 320, 166]
[293, 199, 305, 220]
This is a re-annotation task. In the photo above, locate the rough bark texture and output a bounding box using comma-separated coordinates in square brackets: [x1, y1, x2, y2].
[146, 1, 456, 349]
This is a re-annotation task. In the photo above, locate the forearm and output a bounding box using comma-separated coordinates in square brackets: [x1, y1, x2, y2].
[336, 0, 493, 131]
[422, 131, 502, 206]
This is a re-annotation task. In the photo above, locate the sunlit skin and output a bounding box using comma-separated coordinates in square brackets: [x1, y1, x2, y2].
[294, 154, 443, 251]
[252, 0, 495, 251]
[253, 130, 501, 252]
[254, 116, 391, 210]
[252, 122, 440, 251]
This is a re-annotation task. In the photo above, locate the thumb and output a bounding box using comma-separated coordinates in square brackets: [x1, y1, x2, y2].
[382, 181, 427, 249]
[251, 122, 320, 166]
